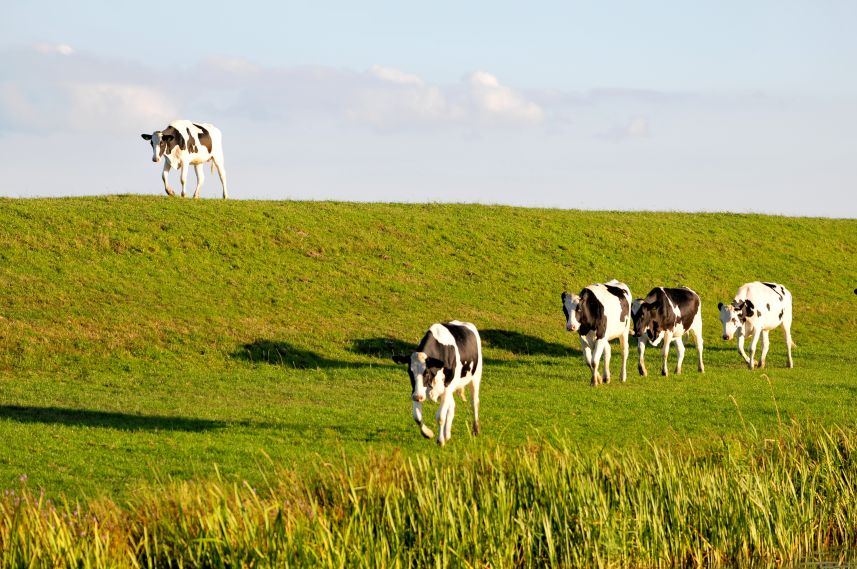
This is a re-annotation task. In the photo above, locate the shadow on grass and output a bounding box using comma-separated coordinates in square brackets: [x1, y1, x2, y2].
[0, 405, 225, 432]
[233, 340, 389, 369]
[481, 329, 572, 357]
[350, 337, 415, 359]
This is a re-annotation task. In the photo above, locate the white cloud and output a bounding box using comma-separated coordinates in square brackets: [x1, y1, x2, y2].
[32, 43, 74, 56]
[368, 64, 424, 86]
[467, 71, 544, 125]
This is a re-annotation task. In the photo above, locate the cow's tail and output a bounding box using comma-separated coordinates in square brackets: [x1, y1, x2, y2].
[211, 161, 216, 174]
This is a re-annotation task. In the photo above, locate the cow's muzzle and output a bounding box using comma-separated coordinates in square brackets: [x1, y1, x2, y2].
[722, 334, 730, 341]
[566, 324, 578, 332]
[152, 157, 159, 163]
[412, 394, 425, 403]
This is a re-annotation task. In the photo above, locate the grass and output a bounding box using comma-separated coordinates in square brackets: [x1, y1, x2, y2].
[0, 195, 855, 506]
[2, 421, 857, 567]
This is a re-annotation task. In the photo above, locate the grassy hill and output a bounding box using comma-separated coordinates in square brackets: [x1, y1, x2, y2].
[0, 196, 855, 499]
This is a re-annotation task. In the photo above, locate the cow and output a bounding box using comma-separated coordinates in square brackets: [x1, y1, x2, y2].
[561, 280, 632, 386]
[141, 120, 229, 199]
[630, 287, 704, 377]
[392, 321, 482, 447]
[718, 281, 794, 369]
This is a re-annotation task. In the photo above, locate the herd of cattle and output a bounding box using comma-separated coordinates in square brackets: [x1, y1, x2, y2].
[392, 281, 796, 446]
[138, 121, 841, 449]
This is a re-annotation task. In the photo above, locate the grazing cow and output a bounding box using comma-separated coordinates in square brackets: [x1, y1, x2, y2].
[718, 281, 795, 369]
[392, 321, 482, 447]
[561, 280, 632, 386]
[630, 287, 704, 377]
[141, 120, 229, 199]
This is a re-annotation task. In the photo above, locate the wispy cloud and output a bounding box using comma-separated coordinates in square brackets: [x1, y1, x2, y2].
[0, 47, 548, 134]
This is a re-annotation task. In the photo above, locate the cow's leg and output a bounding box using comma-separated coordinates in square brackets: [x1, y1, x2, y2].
[736, 335, 751, 367]
[748, 329, 762, 370]
[692, 323, 705, 373]
[637, 338, 648, 377]
[470, 373, 481, 435]
[783, 321, 794, 368]
[674, 336, 686, 375]
[412, 401, 433, 439]
[580, 336, 593, 367]
[619, 332, 628, 382]
[213, 158, 229, 199]
[759, 330, 771, 369]
[179, 162, 189, 197]
[443, 398, 456, 443]
[590, 338, 607, 386]
[436, 391, 455, 446]
[602, 341, 612, 384]
[661, 331, 674, 376]
[192, 163, 205, 199]
[161, 162, 175, 196]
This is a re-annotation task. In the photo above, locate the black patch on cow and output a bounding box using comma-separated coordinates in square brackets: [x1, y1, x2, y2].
[761, 282, 784, 301]
[441, 322, 480, 382]
[756, 310, 761, 318]
[159, 125, 186, 156]
[766, 303, 771, 311]
[186, 128, 198, 154]
[779, 309, 784, 321]
[417, 331, 456, 387]
[561, 291, 570, 322]
[741, 299, 755, 320]
[604, 285, 630, 322]
[193, 123, 213, 153]
[663, 287, 700, 331]
[577, 288, 606, 338]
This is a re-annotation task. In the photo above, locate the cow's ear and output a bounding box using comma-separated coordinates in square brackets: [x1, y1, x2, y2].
[162, 134, 174, 142]
[425, 357, 445, 369]
[392, 355, 410, 365]
[141, 134, 152, 141]
[717, 302, 723, 310]
[561, 291, 568, 301]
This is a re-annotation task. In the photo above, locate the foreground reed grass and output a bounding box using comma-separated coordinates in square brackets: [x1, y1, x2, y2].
[2, 421, 857, 568]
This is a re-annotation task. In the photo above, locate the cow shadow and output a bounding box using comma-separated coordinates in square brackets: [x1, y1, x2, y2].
[480, 329, 572, 357]
[0, 405, 225, 432]
[233, 340, 377, 369]
[350, 337, 415, 359]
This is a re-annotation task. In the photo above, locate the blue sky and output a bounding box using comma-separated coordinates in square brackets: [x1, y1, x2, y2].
[1, 1, 856, 216]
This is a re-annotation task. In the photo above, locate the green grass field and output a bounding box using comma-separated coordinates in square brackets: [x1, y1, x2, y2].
[0, 195, 855, 503]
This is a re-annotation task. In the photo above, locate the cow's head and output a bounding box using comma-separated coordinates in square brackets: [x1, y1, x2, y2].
[392, 352, 446, 403]
[141, 128, 180, 162]
[561, 291, 583, 332]
[718, 299, 754, 340]
[631, 295, 664, 345]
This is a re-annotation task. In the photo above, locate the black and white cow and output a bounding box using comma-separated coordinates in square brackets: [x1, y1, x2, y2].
[718, 281, 794, 369]
[561, 280, 632, 386]
[392, 321, 482, 447]
[630, 287, 704, 377]
[141, 120, 229, 199]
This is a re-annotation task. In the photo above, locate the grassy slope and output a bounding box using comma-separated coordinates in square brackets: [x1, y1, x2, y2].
[0, 196, 855, 499]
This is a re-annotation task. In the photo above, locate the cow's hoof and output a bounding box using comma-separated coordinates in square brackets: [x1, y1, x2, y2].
[436, 438, 446, 448]
[661, 370, 668, 377]
[472, 422, 480, 435]
[420, 425, 434, 439]
[638, 364, 647, 377]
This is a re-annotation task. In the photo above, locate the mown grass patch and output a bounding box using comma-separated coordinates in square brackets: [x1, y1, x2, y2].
[0, 196, 854, 504]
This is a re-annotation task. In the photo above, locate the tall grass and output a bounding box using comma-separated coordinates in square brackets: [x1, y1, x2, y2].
[2, 420, 856, 568]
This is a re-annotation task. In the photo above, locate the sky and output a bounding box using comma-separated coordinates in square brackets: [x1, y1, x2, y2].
[1, 1, 856, 216]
